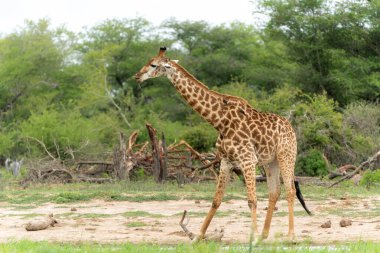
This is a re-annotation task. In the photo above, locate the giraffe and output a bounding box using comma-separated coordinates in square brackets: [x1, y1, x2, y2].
[134, 47, 311, 242]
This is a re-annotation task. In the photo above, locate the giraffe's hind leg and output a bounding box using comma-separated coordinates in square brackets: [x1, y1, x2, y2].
[261, 161, 281, 239]
[278, 153, 296, 240]
[197, 158, 232, 240]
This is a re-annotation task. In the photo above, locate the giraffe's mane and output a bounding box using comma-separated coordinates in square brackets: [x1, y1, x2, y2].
[171, 61, 255, 110]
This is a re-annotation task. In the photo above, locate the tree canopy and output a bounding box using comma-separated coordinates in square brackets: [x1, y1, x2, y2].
[0, 0, 379, 175]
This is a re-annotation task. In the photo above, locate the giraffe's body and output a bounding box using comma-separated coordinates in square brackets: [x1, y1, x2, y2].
[135, 47, 311, 242]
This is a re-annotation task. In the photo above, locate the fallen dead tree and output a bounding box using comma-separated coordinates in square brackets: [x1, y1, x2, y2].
[23, 123, 221, 184]
[110, 124, 220, 183]
[328, 150, 380, 188]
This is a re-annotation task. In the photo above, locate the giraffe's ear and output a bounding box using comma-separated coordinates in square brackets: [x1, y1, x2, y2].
[158, 47, 166, 57]
[172, 60, 179, 63]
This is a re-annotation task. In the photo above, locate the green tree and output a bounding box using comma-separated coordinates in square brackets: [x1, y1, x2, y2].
[260, 0, 380, 105]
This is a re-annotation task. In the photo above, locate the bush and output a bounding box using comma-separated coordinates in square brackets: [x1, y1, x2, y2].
[19, 109, 121, 160]
[296, 149, 328, 177]
[181, 124, 217, 152]
[360, 170, 380, 188]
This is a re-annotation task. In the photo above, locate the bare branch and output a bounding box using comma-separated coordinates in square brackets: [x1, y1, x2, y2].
[179, 210, 224, 242]
[179, 210, 196, 240]
[24, 136, 57, 161]
[104, 74, 131, 127]
[127, 130, 139, 153]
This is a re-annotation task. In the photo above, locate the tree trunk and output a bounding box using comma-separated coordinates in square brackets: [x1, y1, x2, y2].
[146, 124, 162, 182]
[113, 133, 129, 180]
[160, 132, 168, 181]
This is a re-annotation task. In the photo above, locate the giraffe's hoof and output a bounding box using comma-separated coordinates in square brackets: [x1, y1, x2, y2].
[287, 233, 296, 243]
[192, 235, 205, 243]
[261, 232, 269, 240]
[250, 236, 260, 247]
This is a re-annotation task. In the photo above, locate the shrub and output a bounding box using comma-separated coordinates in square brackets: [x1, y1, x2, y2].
[360, 170, 380, 188]
[296, 149, 328, 177]
[181, 124, 217, 152]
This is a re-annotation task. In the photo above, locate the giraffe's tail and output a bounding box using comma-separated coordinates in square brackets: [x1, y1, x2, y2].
[294, 180, 312, 216]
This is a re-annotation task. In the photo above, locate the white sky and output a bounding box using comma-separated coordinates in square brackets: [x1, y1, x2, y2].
[0, 0, 258, 34]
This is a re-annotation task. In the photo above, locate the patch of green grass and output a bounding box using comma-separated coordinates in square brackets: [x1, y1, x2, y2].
[126, 221, 147, 228]
[54, 192, 96, 203]
[57, 212, 112, 219]
[10, 205, 37, 210]
[0, 179, 379, 206]
[0, 240, 380, 253]
[5, 213, 45, 219]
[301, 181, 380, 200]
[122, 210, 164, 218]
[172, 210, 234, 218]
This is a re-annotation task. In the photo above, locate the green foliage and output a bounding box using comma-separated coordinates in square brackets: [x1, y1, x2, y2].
[360, 170, 380, 188]
[181, 124, 218, 152]
[296, 149, 328, 177]
[261, 0, 380, 105]
[0, 8, 378, 171]
[19, 109, 120, 159]
[342, 102, 380, 163]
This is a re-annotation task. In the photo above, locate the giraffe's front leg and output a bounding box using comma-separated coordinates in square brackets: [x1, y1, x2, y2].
[195, 158, 231, 241]
[239, 156, 259, 243]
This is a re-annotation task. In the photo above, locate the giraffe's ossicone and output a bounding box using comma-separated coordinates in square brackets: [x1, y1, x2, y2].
[135, 47, 311, 243]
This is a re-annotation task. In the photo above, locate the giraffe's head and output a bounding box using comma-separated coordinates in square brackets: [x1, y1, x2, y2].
[134, 47, 177, 83]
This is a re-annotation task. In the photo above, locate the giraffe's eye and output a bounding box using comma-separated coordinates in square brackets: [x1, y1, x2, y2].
[150, 64, 157, 68]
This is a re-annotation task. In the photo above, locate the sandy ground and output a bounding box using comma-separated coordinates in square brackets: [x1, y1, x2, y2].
[0, 196, 379, 244]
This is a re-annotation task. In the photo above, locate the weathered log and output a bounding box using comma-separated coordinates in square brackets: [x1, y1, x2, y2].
[329, 150, 380, 188]
[77, 161, 113, 165]
[77, 177, 112, 183]
[25, 214, 57, 231]
[328, 164, 357, 180]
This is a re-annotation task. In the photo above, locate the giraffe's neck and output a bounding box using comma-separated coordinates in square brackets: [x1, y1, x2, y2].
[166, 64, 224, 130]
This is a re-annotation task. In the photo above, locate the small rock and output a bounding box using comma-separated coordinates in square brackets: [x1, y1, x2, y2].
[321, 220, 331, 228]
[363, 202, 369, 208]
[375, 225, 380, 230]
[339, 219, 352, 227]
[194, 200, 200, 204]
[71, 207, 77, 211]
[301, 230, 309, 233]
[340, 193, 349, 200]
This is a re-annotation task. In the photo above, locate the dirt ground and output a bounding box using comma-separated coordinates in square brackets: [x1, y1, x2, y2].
[0, 196, 379, 244]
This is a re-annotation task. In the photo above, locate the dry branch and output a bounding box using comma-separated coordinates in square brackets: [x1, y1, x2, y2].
[179, 210, 224, 242]
[24, 136, 57, 161]
[329, 150, 380, 188]
[77, 161, 113, 165]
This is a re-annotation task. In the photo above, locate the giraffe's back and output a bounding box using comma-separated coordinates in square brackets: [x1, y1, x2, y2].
[217, 98, 297, 166]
